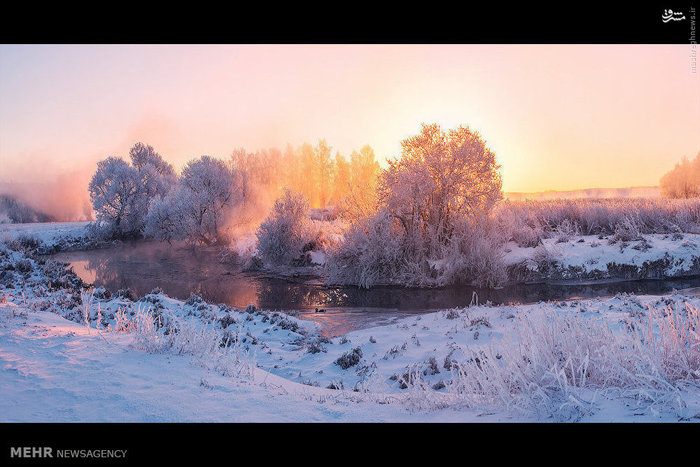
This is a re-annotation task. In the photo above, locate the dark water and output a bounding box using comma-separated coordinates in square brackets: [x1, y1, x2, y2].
[51, 241, 700, 336]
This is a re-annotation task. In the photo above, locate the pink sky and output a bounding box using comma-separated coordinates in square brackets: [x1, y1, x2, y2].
[1, 44, 698, 194]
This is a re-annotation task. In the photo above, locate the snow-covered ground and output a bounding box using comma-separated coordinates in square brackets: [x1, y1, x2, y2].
[2, 289, 699, 422]
[0, 221, 90, 245]
[2, 222, 700, 422]
[1, 302, 466, 422]
[2, 235, 700, 422]
[504, 233, 700, 282]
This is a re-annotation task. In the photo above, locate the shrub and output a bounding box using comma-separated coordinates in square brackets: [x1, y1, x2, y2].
[256, 190, 311, 266]
[335, 347, 363, 369]
[325, 210, 408, 288]
[326, 210, 508, 288]
[15, 259, 33, 274]
[493, 197, 700, 243]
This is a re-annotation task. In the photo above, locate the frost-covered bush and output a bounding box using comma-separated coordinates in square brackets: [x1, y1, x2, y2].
[335, 347, 363, 369]
[610, 214, 643, 243]
[325, 210, 408, 288]
[327, 210, 507, 288]
[434, 220, 507, 288]
[123, 305, 255, 378]
[494, 197, 700, 245]
[554, 218, 580, 243]
[16, 259, 33, 274]
[16, 234, 42, 251]
[256, 190, 311, 266]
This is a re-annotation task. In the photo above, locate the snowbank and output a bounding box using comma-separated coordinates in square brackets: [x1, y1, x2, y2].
[504, 233, 700, 283]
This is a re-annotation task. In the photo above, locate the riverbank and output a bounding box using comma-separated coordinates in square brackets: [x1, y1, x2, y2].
[3, 221, 700, 286]
[504, 233, 700, 283]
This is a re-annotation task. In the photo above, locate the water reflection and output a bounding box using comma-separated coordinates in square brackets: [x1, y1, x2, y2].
[51, 241, 700, 336]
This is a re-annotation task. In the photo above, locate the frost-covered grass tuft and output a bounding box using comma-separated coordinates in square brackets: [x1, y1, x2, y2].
[495, 197, 700, 246]
[443, 301, 700, 420]
[123, 304, 257, 380]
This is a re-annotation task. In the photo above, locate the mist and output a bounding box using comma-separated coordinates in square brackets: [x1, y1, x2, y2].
[0, 168, 94, 222]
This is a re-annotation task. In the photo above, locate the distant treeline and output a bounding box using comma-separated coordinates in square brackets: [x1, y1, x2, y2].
[505, 186, 661, 201]
[228, 141, 380, 212]
[660, 152, 700, 199]
[0, 194, 54, 224]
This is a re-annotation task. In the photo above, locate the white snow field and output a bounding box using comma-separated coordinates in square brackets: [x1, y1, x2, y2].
[0, 221, 89, 245]
[1, 302, 467, 422]
[2, 287, 700, 422]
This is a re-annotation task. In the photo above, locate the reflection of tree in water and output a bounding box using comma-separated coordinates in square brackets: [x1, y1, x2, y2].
[84, 248, 141, 294]
[76, 242, 249, 301]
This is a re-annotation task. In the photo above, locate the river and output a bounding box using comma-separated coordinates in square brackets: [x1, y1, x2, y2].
[51, 241, 700, 336]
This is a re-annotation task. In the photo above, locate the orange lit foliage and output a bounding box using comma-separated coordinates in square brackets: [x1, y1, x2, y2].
[660, 152, 700, 199]
[227, 140, 380, 214]
[379, 123, 502, 248]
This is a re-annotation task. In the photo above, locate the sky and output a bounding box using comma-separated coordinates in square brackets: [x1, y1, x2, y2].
[1, 44, 698, 198]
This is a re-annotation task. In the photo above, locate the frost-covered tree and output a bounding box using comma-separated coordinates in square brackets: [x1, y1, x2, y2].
[0, 194, 53, 223]
[144, 155, 240, 245]
[88, 157, 141, 238]
[129, 143, 177, 202]
[129, 142, 174, 175]
[130, 143, 176, 232]
[332, 151, 351, 205]
[179, 156, 238, 243]
[379, 123, 502, 251]
[89, 143, 176, 239]
[315, 139, 333, 208]
[327, 123, 505, 288]
[344, 145, 381, 221]
[256, 189, 311, 265]
[142, 190, 180, 243]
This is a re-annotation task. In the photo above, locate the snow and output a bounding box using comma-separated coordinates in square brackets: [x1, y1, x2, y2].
[308, 250, 326, 265]
[0, 302, 515, 422]
[503, 234, 700, 278]
[2, 224, 700, 422]
[0, 221, 89, 246]
[2, 285, 700, 421]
